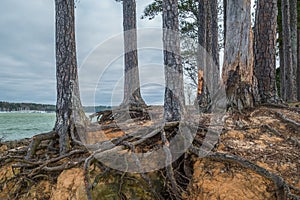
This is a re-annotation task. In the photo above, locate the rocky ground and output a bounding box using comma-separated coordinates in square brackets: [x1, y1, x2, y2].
[0, 105, 299, 200]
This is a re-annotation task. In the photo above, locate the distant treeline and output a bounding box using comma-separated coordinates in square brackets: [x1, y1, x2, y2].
[0, 101, 110, 113]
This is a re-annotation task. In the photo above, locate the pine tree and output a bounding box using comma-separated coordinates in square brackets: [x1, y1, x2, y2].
[122, 0, 147, 108]
[281, 0, 297, 102]
[163, 0, 185, 122]
[254, 0, 279, 103]
[222, 0, 256, 110]
[54, 0, 88, 155]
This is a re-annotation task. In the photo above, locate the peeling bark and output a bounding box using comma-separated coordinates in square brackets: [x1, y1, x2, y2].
[196, 0, 219, 111]
[222, 0, 256, 110]
[54, 0, 88, 155]
[196, 0, 211, 110]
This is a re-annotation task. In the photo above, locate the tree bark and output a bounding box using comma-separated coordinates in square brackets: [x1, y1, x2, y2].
[55, 0, 88, 155]
[222, 0, 255, 110]
[122, 0, 147, 108]
[196, 0, 211, 110]
[290, 0, 297, 100]
[281, 0, 297, 102]
[254, 0, 279, 103]
[223, 0, 227, 47]
[298, 29, 300, 101]
[277, 0, 285, 99]
[210, 0, 219, 94]
[279, 34, 285, 99]
[163, 0, 185, 122]
[196, 0, 219, 111]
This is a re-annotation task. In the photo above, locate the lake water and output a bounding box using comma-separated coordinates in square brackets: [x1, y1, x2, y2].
[0, 112, 56, 141]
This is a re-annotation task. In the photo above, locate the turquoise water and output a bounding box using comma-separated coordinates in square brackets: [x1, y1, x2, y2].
[0, 112, 56, 141]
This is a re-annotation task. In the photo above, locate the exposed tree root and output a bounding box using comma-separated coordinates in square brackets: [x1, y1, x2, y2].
[84, 154, 95, 200]
[93, 106, 150, 123]
[25, 131, 58, 160]
[189, 146, 300, 200]
[1, 105, 299, 199]
[162, 130, 181, 200]
[275, 112, 300, 130]
[263, 124, 300, 148]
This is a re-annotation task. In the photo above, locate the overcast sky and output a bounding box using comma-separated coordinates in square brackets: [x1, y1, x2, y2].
[0, 0, 165, 106]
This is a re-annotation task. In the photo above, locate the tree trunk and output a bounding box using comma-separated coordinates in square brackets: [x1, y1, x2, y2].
[222, 0, 255, 110]
[122, 0, 146, 108]
[55, 0, 88, 155]
[254, 0, 279, 103]
[281, 0, 297, 102]
[196, 0, 219, 111]
[196, 0, 211, 110]
[297, 29, 300, 101]
[277, 0, 285, 99]
[223, 0, 227, 47]
[290, 0, 298, 101]
[210, 0, 219, 94]
[279, 32, 285, 99]
[163, 0, 185, 122]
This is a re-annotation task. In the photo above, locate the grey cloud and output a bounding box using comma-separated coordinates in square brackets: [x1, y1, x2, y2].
[0, 0, 162, 106]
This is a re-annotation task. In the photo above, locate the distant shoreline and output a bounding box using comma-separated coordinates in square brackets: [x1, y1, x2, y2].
[0, 101, 111, 113]
[0, 110, 55, 114]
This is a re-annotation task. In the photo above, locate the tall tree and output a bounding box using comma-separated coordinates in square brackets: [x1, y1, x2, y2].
[290, 0, 298, 100]
[143, 0, 220, 95]
[196, 0, 210, 110]
[54, 0, 88, 155]
[281, 0, 297, 102]
[223, 0, 227, 47]
[277, 0, 285, 98]
[196, 0, 219, 110]
[298, 29, 300, 101]
[163, 0, 185, 122]
[222, 0, 256, 110]
[254, 0, 278, 103]
[210, 0, 219, 93]
[121, 0, 147, 108]
[298, 2, 300, 101]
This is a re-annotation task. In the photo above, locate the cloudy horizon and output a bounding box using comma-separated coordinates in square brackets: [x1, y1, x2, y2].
[0, 0, 165, 106]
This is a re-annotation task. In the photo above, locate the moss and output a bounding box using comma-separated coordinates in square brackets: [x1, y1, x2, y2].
[91, 172, 162, 200]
